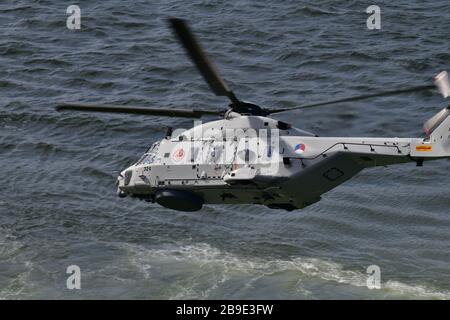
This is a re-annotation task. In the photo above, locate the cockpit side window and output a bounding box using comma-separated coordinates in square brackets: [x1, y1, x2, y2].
[136, 142, 161, 165]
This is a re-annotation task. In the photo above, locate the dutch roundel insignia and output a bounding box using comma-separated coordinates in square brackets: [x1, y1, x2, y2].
[294, 143, 306, 154]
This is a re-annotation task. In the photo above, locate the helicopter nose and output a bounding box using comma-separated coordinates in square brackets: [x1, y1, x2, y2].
[116, 167, 153, 199]
[116, 168, 144, 196]
[116, 170, 130, 197]
[123, 170, 133, 186]
[116, 169, 133, 188]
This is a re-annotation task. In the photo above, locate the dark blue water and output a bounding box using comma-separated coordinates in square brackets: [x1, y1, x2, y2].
[1, 0, 449, 299]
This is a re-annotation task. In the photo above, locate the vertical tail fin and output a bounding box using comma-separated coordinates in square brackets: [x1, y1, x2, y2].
[423, 105, 450, 155]
[419, 71, 450, 156]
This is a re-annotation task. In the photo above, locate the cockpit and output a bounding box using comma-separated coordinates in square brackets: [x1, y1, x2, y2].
[135, 142, 161, 165]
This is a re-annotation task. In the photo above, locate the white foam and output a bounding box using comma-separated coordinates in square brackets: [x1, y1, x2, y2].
[0, 228, 35, 299]
[120, 242, 450, 300]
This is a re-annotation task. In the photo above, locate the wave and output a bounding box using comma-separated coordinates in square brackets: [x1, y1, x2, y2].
[120, 242, 450, 300]
[0, 228, 35, 300]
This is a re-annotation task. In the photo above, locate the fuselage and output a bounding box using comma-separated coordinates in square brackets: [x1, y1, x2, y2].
[117, 107, 450, 211]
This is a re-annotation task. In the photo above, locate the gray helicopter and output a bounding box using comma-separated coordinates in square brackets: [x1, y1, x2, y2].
[57, 18, 450, 212]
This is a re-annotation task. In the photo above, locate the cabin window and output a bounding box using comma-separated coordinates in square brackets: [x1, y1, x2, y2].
[136, 142, 160, 165]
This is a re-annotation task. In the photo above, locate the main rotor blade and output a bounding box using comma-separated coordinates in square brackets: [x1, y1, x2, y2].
[56, 103, 221, 118]
[269, 84, 435, 114]
[168, 17, 240, 105]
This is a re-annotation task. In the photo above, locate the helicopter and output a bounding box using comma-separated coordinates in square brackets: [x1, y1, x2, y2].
[57, 18, 450, 212]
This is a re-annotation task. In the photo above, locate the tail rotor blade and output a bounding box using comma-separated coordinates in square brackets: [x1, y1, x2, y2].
[434, 71, 450, 98]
